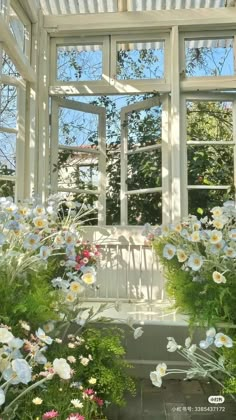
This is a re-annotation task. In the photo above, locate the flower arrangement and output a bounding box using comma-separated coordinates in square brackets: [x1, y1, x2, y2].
[12, 327, 135, 420]
[0, 324, 72, 418]
[150, 327, 236, 399]
[0, 194, 101, 328]
[143, 201, 236, 326]
[0, 194, 136, 419]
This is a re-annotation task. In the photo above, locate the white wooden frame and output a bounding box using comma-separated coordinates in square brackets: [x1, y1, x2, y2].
[50, 97, 106, 225]
[180, 92, 236, 216]
[0, 77, 26, 200]
[10, 0, 32, 60]
[120, 95, 169, 225]
[180, 31, 236, 92]
[110, 33, 170, 92]
[50, 36, 110, 88]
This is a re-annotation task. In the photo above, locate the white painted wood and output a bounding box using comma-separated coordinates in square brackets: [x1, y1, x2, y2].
[15, 85, 26, 200]
[188, 185, 231, 190]
[120, 96, 163, 225]
[161, 94, 170, 225]
[0, 15, 35, 82]
[170, 26, 181, 222]
[18, 0, 39, 23]
[50, 98, 106, 224]
[0, 175, 16, 181]
[97, 108, 106, 225]
[120, 108, 128, 225]
[0, 127, 18, 133]
[80, 226, 165, 302]
[43, 8, 236, 33]
[10, 0, 32, 59]
[127, 187, 162, 195]
[181, 77, 236, 91]
[110, 33, 169, 85]
[127, 144, 161, 154]
[49, 82, 171, 95]
[35, 12, 50, 200]
[50, 36, 110, 86]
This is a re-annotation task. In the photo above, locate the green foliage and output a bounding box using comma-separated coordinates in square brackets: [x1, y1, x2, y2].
[0, 263, 59, 330]
[75, 327, 136, 407]
[153, 240, 236, 327]
[15, 327, 136, 419]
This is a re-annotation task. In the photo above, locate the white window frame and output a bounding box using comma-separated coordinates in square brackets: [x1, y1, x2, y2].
[50, 97, 106, 225]
[180, 92, 236, 217]
[0, 76, 26, 200]
[110, 33, 170, 92]
[180, 30, 236, 92]
[120, 94, 170, 225]
[50, 36, 110, 89]
[10, 0, 31, 60]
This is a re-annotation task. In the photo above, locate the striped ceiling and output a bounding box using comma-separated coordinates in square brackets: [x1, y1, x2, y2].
[40, 0, 226, 15]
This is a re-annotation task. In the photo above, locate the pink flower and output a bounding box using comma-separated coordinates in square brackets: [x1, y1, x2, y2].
[84, 388, 95, 395]
[42, 410, 59, 419]
[66, 415, 85, 420]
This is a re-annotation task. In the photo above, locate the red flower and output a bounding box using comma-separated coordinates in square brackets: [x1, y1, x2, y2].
[83, 250, 90, 258]
[94, 396, 104, 407]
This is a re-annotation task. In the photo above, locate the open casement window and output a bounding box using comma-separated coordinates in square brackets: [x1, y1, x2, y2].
[50, 98, 106, 225]
[0, 80, 25, 199]
[120, 95, 169, 225]
[181, 93, 236, 217]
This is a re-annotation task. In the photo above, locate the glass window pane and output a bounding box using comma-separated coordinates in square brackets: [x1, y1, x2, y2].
[58, 107, 99, 148]
[188, 145, 234, 186]
[127, 149, 161, 190]
[185, 38, 234, 77]
[128, 192, 162, 225]
[1, 50, 20, 78]
[57, 45, 103, 81]
[57, 150, 98, 190]
[187, 101, 233, 142]
[0, 179, 15, 197]
[188, 189, 234, 217]
[117, 41, 164, 80]
[127, 105, 162, 150]
[0, 84, 17, 129]
[0, 132, 16, 175]
[9, 6, 25, 54]
[107, 150, 120, 225]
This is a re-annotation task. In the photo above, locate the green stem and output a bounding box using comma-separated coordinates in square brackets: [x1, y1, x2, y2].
[3, 377, 48, 414]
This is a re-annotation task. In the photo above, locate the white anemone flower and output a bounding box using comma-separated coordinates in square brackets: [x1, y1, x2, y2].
[209, 230, 223, 244]
[167, 337, 180, 352]
[214, 333, 233, 348]
[206, 327, 216, 338]
[212, 271, 226, 284]
[0, 388, 5, 406]
[0, 328, 14, 344]
[35, 328, 53, 345]
[133, 327, 144, 340]
[53, 358, 71, 379]
[150, 371, 162, 387]
[156, 363, 167, 377]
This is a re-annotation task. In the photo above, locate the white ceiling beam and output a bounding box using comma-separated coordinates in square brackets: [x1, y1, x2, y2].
[44, 8, 236, 33]
[18, 0, 39, 23]
[0, 15, 36, 82]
